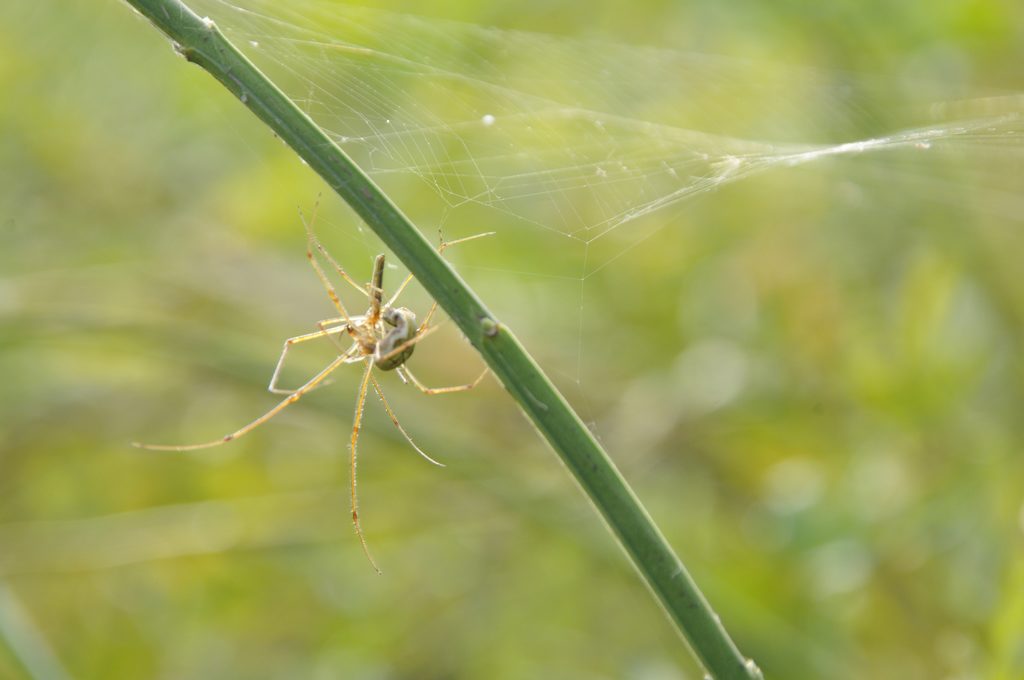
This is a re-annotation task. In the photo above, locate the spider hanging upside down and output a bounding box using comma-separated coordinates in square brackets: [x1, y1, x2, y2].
[135, 206, 492, 572]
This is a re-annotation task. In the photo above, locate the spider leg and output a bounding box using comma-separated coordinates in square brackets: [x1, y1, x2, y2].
[300, 199, 367, 298]
[349, 359, 381, 574]
[314, 317, 365, 358]
[134, 352, 351, 452]
[398, 365, 488, 396]
[369, 374, 444, 467]
[417, 301, 440, 333]
[268, 325, 359, 395]
[385, 231, 496, 308]
[439, 231, 497, 251]
[299, 202, 368, 334]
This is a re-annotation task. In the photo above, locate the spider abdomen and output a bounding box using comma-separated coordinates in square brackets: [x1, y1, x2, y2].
[376, 307, 417, 370]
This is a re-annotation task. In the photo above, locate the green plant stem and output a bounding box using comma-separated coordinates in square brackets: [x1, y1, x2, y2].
[122, 1, 760, 677]
[0, 581, 73, 680]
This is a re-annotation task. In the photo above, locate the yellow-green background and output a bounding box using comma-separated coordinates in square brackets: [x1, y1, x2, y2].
[2, 0, 1023, 678]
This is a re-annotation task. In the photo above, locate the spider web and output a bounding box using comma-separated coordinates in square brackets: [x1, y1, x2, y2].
[185, 0, 1023, 271]
[179, 0, 1023, 400]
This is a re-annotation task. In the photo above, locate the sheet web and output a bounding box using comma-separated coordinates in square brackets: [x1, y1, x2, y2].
[187, 0, 1022, 390]
[189, 1, 1023, 244]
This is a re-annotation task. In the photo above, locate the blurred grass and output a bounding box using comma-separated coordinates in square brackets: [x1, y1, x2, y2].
[2, 0, 1023, 679]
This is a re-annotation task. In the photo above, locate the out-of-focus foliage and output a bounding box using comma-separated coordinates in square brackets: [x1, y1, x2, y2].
[1, 0, 1022, 678]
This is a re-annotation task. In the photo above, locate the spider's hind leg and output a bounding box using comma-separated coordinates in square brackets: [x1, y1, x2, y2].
[369, 374, 444, 467]
[398, 364, 488, 396]
[348, 359, 381, 574]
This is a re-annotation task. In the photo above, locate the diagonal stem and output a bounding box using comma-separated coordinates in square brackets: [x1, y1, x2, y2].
[120, 1, 761, 677]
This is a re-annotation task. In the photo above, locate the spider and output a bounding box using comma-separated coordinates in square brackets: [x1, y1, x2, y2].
[135, 205, 491, 572]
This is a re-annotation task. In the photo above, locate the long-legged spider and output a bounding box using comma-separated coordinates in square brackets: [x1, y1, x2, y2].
[136, 206, 491, 572]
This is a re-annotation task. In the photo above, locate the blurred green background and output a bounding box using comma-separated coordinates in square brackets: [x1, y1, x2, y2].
[2, 0, 1023, 678]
